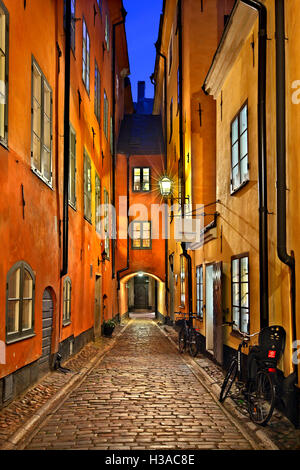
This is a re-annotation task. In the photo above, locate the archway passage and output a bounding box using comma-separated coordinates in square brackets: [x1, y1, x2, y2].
[119, 272, 166, 322]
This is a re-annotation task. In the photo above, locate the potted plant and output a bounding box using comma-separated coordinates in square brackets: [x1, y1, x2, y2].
[103, 319, 115, 337]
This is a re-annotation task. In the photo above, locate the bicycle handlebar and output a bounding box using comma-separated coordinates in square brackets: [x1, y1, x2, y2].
[222, 321, 260, 339]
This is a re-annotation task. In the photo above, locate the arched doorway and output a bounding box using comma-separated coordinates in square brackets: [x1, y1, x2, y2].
[119, 272, 166, 322]
[40, 287, 55, 367]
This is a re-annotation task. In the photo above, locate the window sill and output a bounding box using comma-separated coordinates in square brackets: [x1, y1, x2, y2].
[0, 139, 9, 151]
[230, 178, 249, 196]
[31, 168, 53, 190]
[63, 321, 71, 328]
[84, 216, 92, 226]
[6, 332, 36, 345]
[69, 202, 77, 212]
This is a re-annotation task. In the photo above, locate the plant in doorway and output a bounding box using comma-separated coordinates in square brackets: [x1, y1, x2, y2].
[103, 319, 116, 337]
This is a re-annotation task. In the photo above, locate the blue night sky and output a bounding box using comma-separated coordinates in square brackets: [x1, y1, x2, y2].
[123, 0, 163, 103]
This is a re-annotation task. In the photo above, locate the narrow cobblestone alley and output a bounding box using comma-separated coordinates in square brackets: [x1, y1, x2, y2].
[23, 319, 258, 451]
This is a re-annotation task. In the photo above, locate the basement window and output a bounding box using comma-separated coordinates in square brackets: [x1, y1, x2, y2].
[0, 1, 8, 146]
[133, 167, 150, 192]
[6, 262, 35, 344]
[231, 102, 249, 194]
[131, 221, 152, 250]
[31, 58, 53, 187]
[231, 254, 249, 334]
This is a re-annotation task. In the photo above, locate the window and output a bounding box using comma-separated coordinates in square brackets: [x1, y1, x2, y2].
[69, 125, 76, 209]
[94, 61, 101, 123]
[97, 0, 102, 15]
[103, 90, 108, 139]
[180, 256, 185, 307]
[131, 221, 151, 249]
[83, 149, 92, 223]
[104, 189, 110, 257]
[169, 98, 173, 142]
[82, 18, 90, 93]
[231, 102, 249, 193]
[31, 58, 53, 186]
[133, 167, 150, 192]
[63, 0, 76, 52]
[6, 262, 35, 343]
[105, 14, 109, 50]
[0, 1, 8, 145]
[63, 277, 71, 326]
[232, 254, 249, 334]
[196, 265, 203, 319]
[95, 173, 101, 234]
[110, 116, 113, 155]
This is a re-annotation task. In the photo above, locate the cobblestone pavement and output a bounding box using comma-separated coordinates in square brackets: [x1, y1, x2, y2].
[162, 325, 300, 451]
[0, 324, 124, 449]
[23, 319, 258, 451]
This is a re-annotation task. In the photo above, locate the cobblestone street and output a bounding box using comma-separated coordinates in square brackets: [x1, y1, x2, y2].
[20, 319, 260, 451]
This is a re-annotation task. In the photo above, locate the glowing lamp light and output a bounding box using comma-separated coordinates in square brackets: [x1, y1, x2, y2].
[138, 272, 144, 278]
[159, 176, 173, 198]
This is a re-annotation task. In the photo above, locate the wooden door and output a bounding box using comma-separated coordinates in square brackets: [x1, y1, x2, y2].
[213, 262, 223, 364]
[134, 277, 148, 309]
[41, 288, 54, 365]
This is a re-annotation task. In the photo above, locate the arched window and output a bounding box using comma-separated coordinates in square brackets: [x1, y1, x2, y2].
[6, 262, 35, 343]
[63, 277, 72, 326]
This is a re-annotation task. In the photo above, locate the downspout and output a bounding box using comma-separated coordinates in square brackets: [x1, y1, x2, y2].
[241, 0, 269, 328]
[61, 0, 71, 278]
[112, 7, 127, 281]
[117, 154, 130, 291]
[275, 0, 297, 381]
[154, 43, 169, 318]
[178, 0, 192, 316]
[178, 0, 185, 213]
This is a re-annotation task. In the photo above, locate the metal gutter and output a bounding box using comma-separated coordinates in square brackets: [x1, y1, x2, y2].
[61, 0, 71, 278]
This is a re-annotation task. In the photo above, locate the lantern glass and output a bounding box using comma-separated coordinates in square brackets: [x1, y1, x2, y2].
[159, 177, 172, 197]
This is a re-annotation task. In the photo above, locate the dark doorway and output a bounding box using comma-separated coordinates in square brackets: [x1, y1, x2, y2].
[134, 275, 149, 310]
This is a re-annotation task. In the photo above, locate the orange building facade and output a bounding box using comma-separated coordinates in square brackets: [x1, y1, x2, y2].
[0, 0, 131, 407]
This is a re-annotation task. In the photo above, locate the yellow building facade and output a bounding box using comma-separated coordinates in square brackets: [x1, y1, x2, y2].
[154, 0, 300, 423]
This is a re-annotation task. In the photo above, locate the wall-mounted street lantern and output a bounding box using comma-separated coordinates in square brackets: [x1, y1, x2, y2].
[158, 176, 174, 198]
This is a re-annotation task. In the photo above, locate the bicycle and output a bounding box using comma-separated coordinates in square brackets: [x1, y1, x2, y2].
[176, 313, 200, 358]
[219, 322, 286, 426]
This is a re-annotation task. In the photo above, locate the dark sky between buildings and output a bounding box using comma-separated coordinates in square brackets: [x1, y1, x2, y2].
[123, 0, 163, 103]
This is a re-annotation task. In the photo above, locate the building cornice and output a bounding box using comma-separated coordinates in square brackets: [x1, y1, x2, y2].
[202, 0, 258, 99]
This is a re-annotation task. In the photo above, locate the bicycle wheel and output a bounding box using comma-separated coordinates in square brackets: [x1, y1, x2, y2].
[188, 329, 199, 357]
[248, 370, 275, 426]
[219, 360, 238, 403]
[178, 328, 187, 353]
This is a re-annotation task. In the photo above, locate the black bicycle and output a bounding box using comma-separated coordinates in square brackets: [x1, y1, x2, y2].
[177, 313, 200, 357]
[219, 322, 286, 426]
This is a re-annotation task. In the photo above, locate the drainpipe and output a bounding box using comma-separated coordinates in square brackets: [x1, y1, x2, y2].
[241, 0, 269, 328]
[178, 0, 185, 213]
[154, 43, 169, 318]
[275, 0, 297, 381]
[117, 154, 130, 290]
[61, 0, 71, 277]
[178, 1, 192, 316]
[112, 7, 127, 281]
